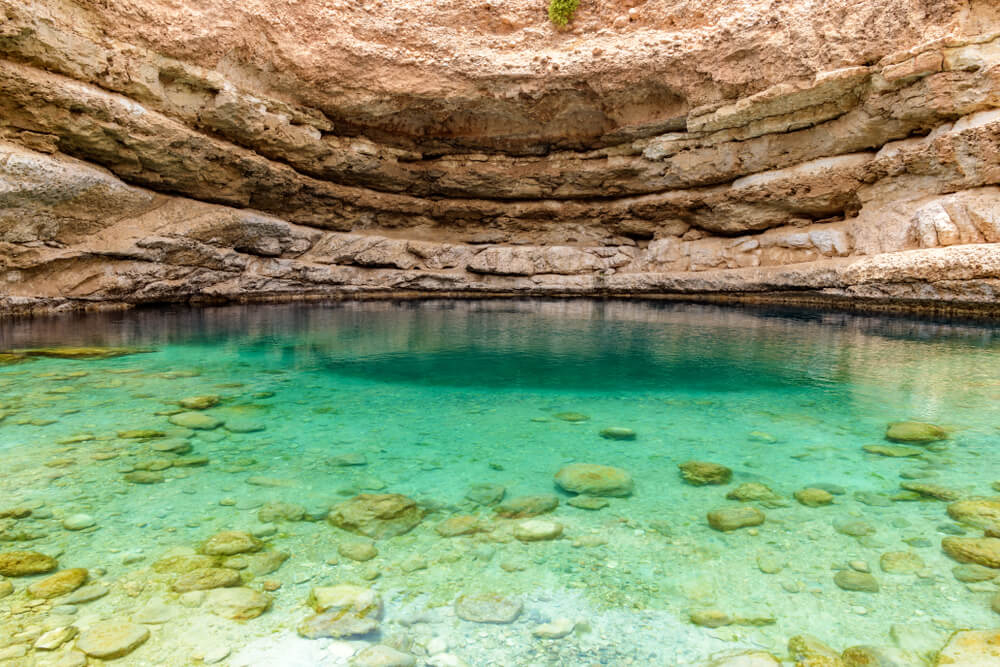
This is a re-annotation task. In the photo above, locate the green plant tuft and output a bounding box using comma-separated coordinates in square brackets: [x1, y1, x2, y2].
[548, 0, 579, 26]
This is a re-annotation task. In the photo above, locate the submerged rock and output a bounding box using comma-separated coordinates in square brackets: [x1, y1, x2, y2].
[328, 494, 424, 539]
[258, 502, 306, 523]
[338, 541, 378, 562]
[201, 530, 263, 556]
[707, 506, 765, 532]
[169, 412, 223, 430]
[678, 461, 732, 486]
[455, 593, 522, 624]
[701, 651, 781, 667]
[834, 570, 879, 592]
[171, 567, 241, 592]
[553, 412, 589, 422]
[465, 483, 505, 506]
[947, 498, 1000, 530]
[350, 646, 416, 667]
[204, 587, 271, 620]
[554, 463, 633, 497]
[513, 519, 563, 542]
[532, 618, 575, 639]
[495, 494, 558, 518]
[936, 629, 1000, 665]
[436, 515, 483, 537]
[941, 537, 1000, 568]
[568, 495, 609, 510]
[75, 621, 149, 659]
[123, 471, 164, 484]
[879, 551, 924, 574]
[885, 421, 947, 443]
[28, 568, 88, 598]
[599, 427, 636, 440]
[952, 563, 998, 582]
[178, 395, 220, 410]
[726, 482, 780, 504]
[863, 444, 924, 457]
[795, 487, 834, 507]
[900, 482, 961, 501]
[788, 635, 843, 666]
[0, 550, 58, 576]
[22, 347, 147, 360]
[300, 585, 382, 638]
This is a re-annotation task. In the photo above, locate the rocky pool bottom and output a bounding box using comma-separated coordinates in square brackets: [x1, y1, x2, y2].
[0, 300, 998, 666]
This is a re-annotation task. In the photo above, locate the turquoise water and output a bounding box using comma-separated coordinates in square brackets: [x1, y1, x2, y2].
[0, 300, 998, 665]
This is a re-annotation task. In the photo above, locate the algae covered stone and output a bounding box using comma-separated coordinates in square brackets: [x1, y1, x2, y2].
[328, 494, 424, 539]
[599, 427, 636, 440]
[554, 463, 633, 497]
[678, 461, 732, 486]
[0, 550, 58, 576]
[707, 506, 765, 532]
[885, 421, 947, 443]
[178, 395, 220, 410]
[299, 585, 382, 638]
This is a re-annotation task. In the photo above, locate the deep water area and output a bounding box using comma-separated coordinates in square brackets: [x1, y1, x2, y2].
[0, 300, 998, 666]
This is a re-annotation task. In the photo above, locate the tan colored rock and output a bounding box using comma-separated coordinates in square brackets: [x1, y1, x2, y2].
[935, 629, 1000, 665]
[947, 498, 1000, 529]
[201, 530, 263, 556]
[795, 488, 834, 507]
[554, 464, 634, 497]
[328, 494, 424, 539]
[701, 651, 781, 667]
[941, 537, 1000, 568]
[27, 568, 88, 598]
[679, 461, 732, 486]
[788, 635, 846, 667]
[75, 621, 149, 659]
[300, 585, 382, 638]
[513, 520, 564, 542]
[0, 550, 58, 576]
[885, 421, 947, 443]
[171, 567, 242, 592]
[495, 495, 559, 518]
[436, 516, 483, 537]
[707, 507, 765, 532]
[203, 587, 271, 620]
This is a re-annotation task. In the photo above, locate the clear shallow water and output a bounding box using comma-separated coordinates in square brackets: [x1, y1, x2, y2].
[0, 300, 998, 666]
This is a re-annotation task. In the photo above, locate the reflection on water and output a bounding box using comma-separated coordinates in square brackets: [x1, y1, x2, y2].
[0, 300, 998, 666]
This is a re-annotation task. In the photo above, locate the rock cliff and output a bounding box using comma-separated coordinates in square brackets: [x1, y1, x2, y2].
[2, 0, 1000, 314]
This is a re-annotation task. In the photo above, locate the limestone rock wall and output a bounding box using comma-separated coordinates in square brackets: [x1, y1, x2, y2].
[1, 0, 999, 314]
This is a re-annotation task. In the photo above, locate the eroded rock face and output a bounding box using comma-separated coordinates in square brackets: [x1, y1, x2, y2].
[1, 1, 999, 314]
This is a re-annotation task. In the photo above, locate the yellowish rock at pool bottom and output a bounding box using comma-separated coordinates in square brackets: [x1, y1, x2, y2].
[941, 537, 1000, 568]
[678, 461, 732, 486]
[0, 550, 58, 576]
[795, 488, 834, 507]
[707, 507, 765, 532]
[553, 464, 633, 497]
[201, 530, 263, 556]
[27, 568, 88, 598]
[328, 494, 425, 539]
[75, 621, 149, 659]
[885, 421, 947, 443]
[513, 519, 563, 542]
[947, 498, 1000, 530]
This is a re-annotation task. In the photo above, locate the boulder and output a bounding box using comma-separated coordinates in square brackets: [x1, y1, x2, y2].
[947, 499, 1000, 530]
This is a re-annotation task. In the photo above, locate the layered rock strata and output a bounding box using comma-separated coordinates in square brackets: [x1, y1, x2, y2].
[1, 0, 999, 314]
